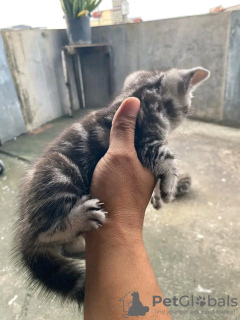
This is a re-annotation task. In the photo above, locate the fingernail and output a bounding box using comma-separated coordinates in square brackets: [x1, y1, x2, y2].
[120, 98, 140, 116]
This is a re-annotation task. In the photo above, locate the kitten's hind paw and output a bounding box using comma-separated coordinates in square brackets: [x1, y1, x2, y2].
[71, 197, 107, 232]
[151, 195, 162, 210]
[161, 191, 175, 203]
[159, 159, 178, 204]
[176, 174, 191, 196]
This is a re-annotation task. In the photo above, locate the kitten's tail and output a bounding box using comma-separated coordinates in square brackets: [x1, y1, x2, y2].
[20, 248, 85, 305]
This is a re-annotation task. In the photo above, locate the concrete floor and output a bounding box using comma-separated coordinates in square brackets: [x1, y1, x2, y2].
[0, 114, 239, 320]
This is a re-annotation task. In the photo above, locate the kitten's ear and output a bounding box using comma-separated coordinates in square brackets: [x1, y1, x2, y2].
[180, 67, 210, 92]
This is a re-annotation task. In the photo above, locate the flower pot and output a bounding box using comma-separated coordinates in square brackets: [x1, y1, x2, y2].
[65, 15, 91, 45]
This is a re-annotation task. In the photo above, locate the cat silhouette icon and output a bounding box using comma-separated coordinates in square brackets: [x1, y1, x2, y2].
[128, 291, 149, 316]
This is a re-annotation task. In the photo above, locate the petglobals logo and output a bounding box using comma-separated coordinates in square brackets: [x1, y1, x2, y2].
[153, 295, 238, 308]
[119, 292, 238, 318]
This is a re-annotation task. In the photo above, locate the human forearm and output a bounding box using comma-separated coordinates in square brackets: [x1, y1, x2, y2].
[84, 221, 172, 320]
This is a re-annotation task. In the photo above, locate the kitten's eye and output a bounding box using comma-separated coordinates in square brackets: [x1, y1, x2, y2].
[164, 99, 177, 118]
[164, 100, 173, 109]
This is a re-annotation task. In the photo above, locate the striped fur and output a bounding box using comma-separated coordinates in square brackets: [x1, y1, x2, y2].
[14, 67, 210, 305]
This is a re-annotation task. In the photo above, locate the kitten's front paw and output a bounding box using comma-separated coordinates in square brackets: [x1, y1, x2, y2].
[71, 196, 107, 232]
[83, 198, 107, 230]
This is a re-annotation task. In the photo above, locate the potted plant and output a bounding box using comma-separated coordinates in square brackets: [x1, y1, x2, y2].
[60, 0, 103, 45]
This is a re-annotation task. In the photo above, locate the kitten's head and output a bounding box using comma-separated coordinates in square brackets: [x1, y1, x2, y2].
[123, 67, 210, 130]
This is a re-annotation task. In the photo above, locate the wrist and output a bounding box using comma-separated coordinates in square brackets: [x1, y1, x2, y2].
[85, 218, 144, 255]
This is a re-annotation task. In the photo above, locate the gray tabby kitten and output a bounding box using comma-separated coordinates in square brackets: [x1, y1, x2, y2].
[14, 67, 209, 305]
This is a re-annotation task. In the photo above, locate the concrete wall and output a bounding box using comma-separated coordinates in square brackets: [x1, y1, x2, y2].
[223, 10, 240, 127]
[0, 33, 26, 144]
[1, 11, 240, 133]
[1, 29, 71, 131]
[92, 12, 232, 123]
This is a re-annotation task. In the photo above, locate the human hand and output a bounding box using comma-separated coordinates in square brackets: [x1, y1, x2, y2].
[85, 98, 170, 320]
[90, 97, 155, 236]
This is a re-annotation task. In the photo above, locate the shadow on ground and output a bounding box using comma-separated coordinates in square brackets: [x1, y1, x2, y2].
[0, 113, 239, 320]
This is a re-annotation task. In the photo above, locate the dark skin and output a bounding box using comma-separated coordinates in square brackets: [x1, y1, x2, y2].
[84, 97, 172, 320]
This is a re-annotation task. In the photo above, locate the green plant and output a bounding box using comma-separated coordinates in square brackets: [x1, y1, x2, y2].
[60, 0, 103, 18]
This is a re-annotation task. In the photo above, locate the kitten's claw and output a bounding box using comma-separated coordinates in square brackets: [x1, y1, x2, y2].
[98, 202, 104, 206]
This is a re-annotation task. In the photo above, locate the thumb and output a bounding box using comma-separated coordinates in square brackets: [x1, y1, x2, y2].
[110, 97, 140, 152]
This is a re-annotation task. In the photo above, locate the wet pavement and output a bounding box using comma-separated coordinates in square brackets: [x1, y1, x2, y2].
[0, 114, 239, 320]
